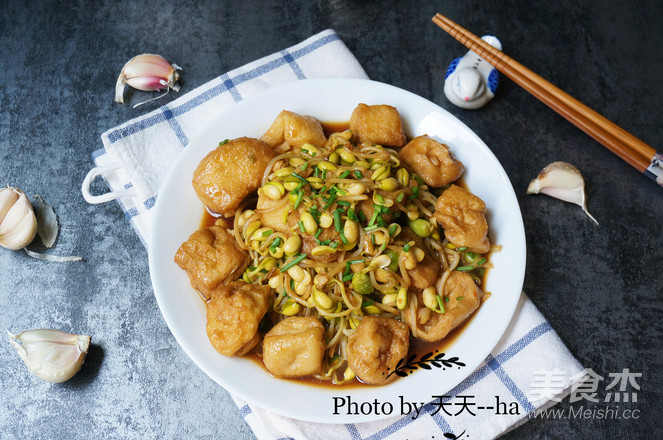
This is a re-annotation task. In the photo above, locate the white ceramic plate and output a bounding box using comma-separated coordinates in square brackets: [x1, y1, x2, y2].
[148, 78, 526, 424]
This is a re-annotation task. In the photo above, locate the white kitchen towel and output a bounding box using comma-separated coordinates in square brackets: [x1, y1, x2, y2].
[84, 29, 585, 440]
[83, 29, 366, 246]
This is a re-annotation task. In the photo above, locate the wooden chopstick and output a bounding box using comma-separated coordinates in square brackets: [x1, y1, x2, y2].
[432, 13, 660, 182]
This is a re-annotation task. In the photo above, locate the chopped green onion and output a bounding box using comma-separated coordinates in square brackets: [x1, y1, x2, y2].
[388, 224, 399, 236]
[323, 194, 338, 210]
[298, 221, 306, 233]
[436, 294, 446, 313]
[456, 296, 465, 301]
[330, 185, 346, 195]
[262, 229, 273, 237]
[294, 190, 304, 209]
[309, 206, 321, 220]
[368, 208, 380, 227]
[333, 209, 343, 231]
[403, 243, 411, 252]
[321, 170, 327, 180]
[339, 170, 350, 179]
[456, 246, 468, 252]
[280, 253, 307, 273]
[218, 139, 229, 146]
[395, 192, 405, 203]
[314, 228, 322, 239]
[269, 237, 282, 251]
[476, 257, 487, 266]
[330, 241, 339, 249]
[347, 209, 358, 221]
[408, 186, 420, 200]
[301, 161, 309, 172]
[291, 172, 310, 186]
[342, 273, 354, 282]
[337, 200, 350, 207]
[456, 265, 474, 272]
[353, 170, 363, 179]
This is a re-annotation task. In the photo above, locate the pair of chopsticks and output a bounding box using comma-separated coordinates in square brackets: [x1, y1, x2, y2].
[432, 13, 662, 187]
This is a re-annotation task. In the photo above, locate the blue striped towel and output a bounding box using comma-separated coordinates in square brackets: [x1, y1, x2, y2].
[83, 30, 584, 440]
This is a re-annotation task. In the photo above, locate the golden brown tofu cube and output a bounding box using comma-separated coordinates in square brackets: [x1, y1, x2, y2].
[261, 110, 327, 150]
[347, 316, 410, 384]
[205, 281, 273, 357]
[403, 272, 483, 342]
[433, 184, 490, 253]
[400, 228, 439, 289]
[399, 136, 463, 187]
[349, 103, 406, 147]
[174, 225, 251, 296]
[262, 316, 325, 377]
[192, 137, 277, 216]
[255, 190, 298, 235]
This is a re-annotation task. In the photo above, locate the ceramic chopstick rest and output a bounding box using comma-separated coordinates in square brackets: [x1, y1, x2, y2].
[444, 35, 501, 109]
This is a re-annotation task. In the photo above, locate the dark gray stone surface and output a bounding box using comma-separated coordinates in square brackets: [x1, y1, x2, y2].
[1, 0, 661, 439]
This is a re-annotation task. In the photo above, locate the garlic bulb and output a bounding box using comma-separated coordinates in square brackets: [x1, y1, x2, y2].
[527, 161, 598, 224]
[8, 329, 91, 383]
[115, 53, 181, 104]
[0, 186, 38, 250]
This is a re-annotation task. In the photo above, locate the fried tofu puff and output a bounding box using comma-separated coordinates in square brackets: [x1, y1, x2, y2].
[205, 281, 272, 357]
[349, 103, 407, 147]
[174, 224, 251, 297]
[255, 190, 298, 235]
[402, 272, 483, 342]
[400, 228, 439, 290]
[399, 136, 463, 187]
[433, 184, 490, 254]
[261, 110, 327, 151]
[192, 137, 277, 216]
[262, 317, 326, 377]
[347, 316, 410, 385]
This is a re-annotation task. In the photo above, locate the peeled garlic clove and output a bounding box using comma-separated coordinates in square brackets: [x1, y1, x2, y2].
[527, 161, 598, 224]
[0, 187, 38, 250]
[115, 53, 181, 103]
[7, 329, 91, 383]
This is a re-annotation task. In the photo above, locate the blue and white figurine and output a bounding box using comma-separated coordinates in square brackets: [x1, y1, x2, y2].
[444, 35, 502, 109]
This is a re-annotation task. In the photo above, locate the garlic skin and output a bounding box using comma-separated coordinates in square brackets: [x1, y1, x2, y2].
[8, 329, 91, 383]
[115, 53, 181, 103]
[527, 161, 598, 224]
[0, 187, 38, 250]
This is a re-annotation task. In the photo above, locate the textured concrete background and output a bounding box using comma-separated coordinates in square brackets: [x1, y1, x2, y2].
[1, 0, 661, 439]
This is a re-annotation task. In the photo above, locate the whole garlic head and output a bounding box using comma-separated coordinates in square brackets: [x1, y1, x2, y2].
[0, 187, 38, 250]
[8, 329, 91, 383]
